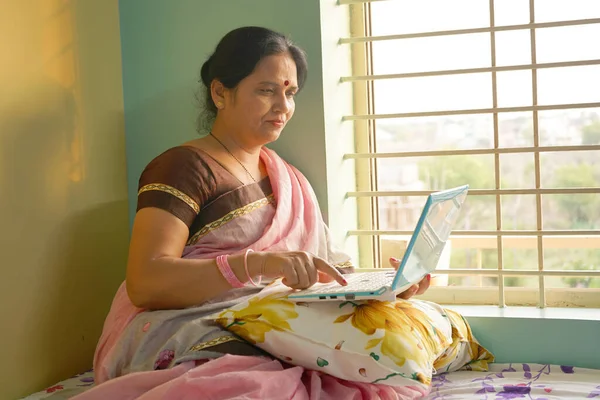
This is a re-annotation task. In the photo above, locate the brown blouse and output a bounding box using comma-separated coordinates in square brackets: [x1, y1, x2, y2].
[136, 146, 273, 240]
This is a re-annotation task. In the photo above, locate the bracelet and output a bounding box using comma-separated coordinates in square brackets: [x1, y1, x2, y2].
[244, 249, 262, 286]
[216, 255, 245, 288]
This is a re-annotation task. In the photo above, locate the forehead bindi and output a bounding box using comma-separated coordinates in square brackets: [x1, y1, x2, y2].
[252, 54, 298, 88]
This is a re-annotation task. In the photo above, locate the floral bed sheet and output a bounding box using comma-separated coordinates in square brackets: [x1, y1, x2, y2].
[20, 370, 94, 400]
[20, 363, 600, 399]
[426, 363, 600, 399]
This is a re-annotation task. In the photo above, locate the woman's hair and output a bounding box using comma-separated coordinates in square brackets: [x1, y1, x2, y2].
[197, 26, 308, 131]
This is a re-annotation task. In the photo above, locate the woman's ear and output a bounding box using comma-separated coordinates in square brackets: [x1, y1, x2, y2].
[210, 80, 226, 110]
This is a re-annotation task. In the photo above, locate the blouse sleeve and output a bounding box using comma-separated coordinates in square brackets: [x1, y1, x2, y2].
[136, 147, 216, 227]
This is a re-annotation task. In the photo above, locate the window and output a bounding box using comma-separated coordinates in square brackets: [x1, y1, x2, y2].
[342, 0, 600, 308]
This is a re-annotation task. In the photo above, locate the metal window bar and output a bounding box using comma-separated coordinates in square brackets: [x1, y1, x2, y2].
[347, 188, 600, 196]
[489, 0, 505, 307]
[339, 0, 391, 5]
[341, 59, 600, 82]
[344, 145, 600, 159]
[434, 269, 600, 277]
[343, 102, 600, 121]
[364, 2, 383, 271]
[529, 0, 546, 307]
[347, 230, 600, 236]
[340, 18, 600, 44]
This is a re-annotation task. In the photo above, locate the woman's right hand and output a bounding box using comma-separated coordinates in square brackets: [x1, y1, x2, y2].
[389, 257, 431, 299]
[249, 251, 348, 290]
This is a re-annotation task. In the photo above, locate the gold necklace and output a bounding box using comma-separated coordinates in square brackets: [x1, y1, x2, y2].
[209, 132, 257, 183]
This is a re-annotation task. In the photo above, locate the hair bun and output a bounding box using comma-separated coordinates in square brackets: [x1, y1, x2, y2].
[200, 54, 213, 86]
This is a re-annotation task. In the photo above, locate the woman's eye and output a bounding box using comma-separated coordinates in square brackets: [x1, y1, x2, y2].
[261, 89, 274, 94]
[286, 92, 297, 98]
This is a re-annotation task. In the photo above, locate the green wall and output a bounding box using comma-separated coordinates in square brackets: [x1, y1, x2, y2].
[468, 316, 599, 369]
[118, 0, 598, 371]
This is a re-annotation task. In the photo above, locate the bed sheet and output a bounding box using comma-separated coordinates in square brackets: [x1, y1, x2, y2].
[20, 363, 600, 399]
[20, 370, 94, 400]
[425, 363, 600, 399]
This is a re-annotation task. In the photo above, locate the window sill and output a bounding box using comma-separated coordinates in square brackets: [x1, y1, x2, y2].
[443, 305, 600, 322]
[445, 305, 600, 369]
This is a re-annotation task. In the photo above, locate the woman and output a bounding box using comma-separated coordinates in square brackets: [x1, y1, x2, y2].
[85, 26, 430, 399]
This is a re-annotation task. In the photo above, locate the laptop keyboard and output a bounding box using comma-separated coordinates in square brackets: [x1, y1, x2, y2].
[301, 271, 397, 294]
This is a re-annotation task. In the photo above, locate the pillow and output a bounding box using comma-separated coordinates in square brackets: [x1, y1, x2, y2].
[433, 308, 494, 374]
[209, 280, 493, 388]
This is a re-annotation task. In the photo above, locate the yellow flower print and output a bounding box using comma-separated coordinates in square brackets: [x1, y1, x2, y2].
[382, 320, 435, 368]
[415, 372, 432, 385]
[334, 300, 404, 335]
[439, 309, 495, 370]
[381, 327, 409, 366]
[446, 310, 491, 359]
[336, 301, 433, 368]
[215, 317, 272, 345]
[217, 294, 298, 344]
[392, 301, 450, 356]
[433, 326, 462, 371]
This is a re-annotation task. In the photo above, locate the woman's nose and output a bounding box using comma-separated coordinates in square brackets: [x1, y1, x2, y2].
[273, 93, 292, 113]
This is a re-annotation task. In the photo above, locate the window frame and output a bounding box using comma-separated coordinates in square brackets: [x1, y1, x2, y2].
[345, 0, 600, 308]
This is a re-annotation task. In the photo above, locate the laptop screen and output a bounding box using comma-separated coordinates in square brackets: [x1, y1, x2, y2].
[391, 185, 469, 290]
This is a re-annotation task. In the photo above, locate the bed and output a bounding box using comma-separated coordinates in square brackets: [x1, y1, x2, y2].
[20, 370, 94, 400]
[426, 363, 600, 399]
[20, 363, 600, 399]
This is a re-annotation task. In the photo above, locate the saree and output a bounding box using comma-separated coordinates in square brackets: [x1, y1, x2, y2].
[83, 148, 428, 398]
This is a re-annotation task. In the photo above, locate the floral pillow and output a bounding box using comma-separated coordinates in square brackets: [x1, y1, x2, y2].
[209, 280, 493, 388]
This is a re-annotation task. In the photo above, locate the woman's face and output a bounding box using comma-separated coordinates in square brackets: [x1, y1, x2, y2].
[218, 52, 299, 147]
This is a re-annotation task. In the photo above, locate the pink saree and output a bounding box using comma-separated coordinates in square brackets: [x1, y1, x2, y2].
[82, 148, 428, 400]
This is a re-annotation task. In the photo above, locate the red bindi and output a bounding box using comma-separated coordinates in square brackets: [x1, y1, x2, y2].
[284, 80, 289, 86]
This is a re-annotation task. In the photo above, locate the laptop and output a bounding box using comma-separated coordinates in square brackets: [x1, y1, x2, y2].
[288, 184, 469, 302]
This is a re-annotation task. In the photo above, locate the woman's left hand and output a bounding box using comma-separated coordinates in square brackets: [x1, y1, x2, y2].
[389, 257, 431, 300]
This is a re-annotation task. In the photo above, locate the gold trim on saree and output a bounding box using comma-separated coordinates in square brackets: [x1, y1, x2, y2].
[334, 261, 354, 268]
[189, 335, 244, 352]
[138, 183, 200, 214]
[187, 194, 276, 245]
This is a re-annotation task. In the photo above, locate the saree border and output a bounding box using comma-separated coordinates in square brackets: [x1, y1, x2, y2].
[187, 194, 275, 245]
[188, 335, 245, 352]
[138, 183, 200, 214]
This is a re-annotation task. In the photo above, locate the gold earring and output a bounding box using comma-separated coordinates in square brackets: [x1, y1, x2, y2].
[216, 101, 224, 109]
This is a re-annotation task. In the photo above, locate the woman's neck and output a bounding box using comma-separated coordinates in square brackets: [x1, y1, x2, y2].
[210, 123, 261, 165]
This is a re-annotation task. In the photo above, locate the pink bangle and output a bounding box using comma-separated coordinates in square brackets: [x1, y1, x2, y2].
[216, 255, 245, 288]
[244, 249, 261, 286]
